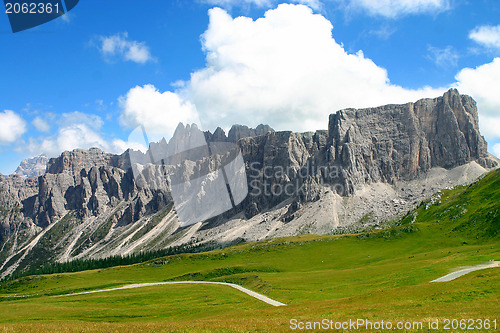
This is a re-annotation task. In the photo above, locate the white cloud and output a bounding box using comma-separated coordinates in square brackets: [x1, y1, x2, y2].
[112, 138, 147, 154]
[0, 110, 26, 145]
[24, 99, 197, 159]
[427, 45, 459, 67]
[48, 124, 107, 154]
[455, 58, 500, 141]
[204, 0, 273, 8]
[11, 3, 499, 167]
[119, 84, 200, 141]
[477, 116, 500, 142]
[368, 24, 396, 40]
[59, 111, 104, 129]
[493, 143, 500, 158]
[32, 116, 51, 132]
[60, 12, 72, 23]
[344, 0, 450, 18]
[469, 24, 500, 50]
[26, 112, 130, 158]
[204, 0, 321, 10]
[98, 32, 154, 64]
[469, 25, 500, 51]
[290, 0, 322, 10]
[184, 4, 442, 132]
[114, 4, 497, 146]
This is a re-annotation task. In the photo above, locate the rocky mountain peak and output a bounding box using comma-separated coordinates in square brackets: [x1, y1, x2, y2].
[227, 124, 275, 142]
[13, 155, 49, 178]
[211, 127, 227, 141]
[328, 89, 496, 187]
[204, 124, 275, 143]
[46, 147, 119, 175]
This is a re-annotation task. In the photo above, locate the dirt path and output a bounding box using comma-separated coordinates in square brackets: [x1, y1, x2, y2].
[54, 281, 286, 307]
[430, 261, 499, 283]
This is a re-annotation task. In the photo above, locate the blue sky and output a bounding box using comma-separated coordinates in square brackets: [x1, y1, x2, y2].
[1, 0, 500, 174]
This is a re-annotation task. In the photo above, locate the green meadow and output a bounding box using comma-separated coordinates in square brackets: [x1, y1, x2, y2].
[0, 169, 498, 332]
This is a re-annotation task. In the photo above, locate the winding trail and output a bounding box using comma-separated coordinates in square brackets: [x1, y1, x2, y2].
[53, 281, 286, 307]
[430, 261, 499, 283]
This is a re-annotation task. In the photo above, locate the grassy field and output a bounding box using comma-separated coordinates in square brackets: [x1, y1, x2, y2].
[0, 169, 498, 332]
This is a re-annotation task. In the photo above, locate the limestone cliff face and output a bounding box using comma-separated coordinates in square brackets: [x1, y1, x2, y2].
[46, 148, 122, 175]
[204, 124, 275, 143]
[327, 89, 495, 188]
[228, 124, 275, 142]
[0, 89, 497, 278]
[13, 155, 49, 178]
[236, 130, 328, 217]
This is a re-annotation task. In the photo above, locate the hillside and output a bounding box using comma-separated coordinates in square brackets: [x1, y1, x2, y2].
[0, 168, 498, 332]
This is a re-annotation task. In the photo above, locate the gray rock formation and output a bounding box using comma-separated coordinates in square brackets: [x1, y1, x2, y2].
[204, 124, 275, 143]
[204, 127, 228, 142]
[46, 148, 121, 175]
[0, 89, 497, 278]
[327, 88, 495, 189]
[228, 124, 275, 142]
[13, 155, 49, 178]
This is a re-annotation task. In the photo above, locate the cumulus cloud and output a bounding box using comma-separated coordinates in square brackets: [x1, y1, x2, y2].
[32, 116, 51, 132]
[28, 124, 107, 156]
[111, 138, 147, 154]
[113, 4, 498, 146]
[0, 110, 26, 145]
[14, 3, 500, 164]
[477, 116, 500, 142]
[26, 112, 129, 158]
[454, 58, 500, 141]
[184, 4, 442, 132]
[204, 0, 451, 15]
[493, 143, 500, 158]
[119, 84, 200, 142]
[469, 25, 500, 51]
[115, 4, 498, 146]
[24, 93, 199, 158]
[97, 32, 154, 64]
[343, 0, 450, 18]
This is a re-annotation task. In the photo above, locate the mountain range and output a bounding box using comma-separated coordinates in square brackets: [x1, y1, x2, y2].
[0, 88, 497, 279]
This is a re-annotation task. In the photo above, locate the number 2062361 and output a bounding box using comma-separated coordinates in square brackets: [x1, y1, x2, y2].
[442, 319, 497, 330]
[5, 2, 60, 14]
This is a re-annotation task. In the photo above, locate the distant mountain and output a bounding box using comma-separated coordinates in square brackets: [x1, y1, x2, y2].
[0, 89, 498, 279]
[204, 124, 275, 142]
[13, 155, 49, 178]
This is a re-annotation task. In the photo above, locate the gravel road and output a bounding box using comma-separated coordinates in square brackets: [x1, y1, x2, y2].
[430, 261, 499, 283]
[54, 280, 286, 306]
